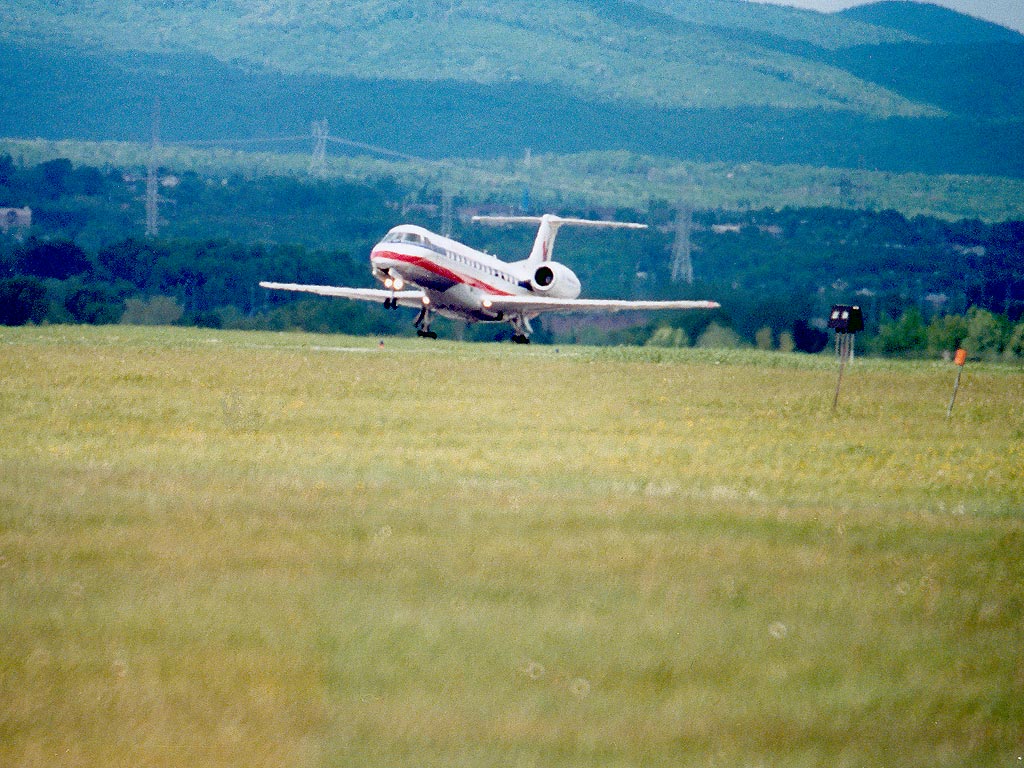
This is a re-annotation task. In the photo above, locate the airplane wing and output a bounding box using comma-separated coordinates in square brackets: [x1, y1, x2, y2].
[482, 296, 720, 314]
[259, 282, 426, 309]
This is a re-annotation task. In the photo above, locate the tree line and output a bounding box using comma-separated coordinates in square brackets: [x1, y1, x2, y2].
[4, 232, 1023, 359]
[1, 154, 1022, 357]
[0, 236, 405, 336]
[873, 306, 1024, 361]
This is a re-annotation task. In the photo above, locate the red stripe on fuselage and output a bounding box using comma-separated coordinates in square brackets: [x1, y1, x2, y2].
[372, 250, 516, 296]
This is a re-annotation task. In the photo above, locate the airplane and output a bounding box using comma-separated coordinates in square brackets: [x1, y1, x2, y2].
[260, 213, 719, 343]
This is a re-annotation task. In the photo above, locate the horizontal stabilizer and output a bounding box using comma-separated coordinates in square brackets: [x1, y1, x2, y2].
[473, 215, 646, 231]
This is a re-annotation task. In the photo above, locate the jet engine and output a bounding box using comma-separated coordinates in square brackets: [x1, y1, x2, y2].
[530, 261, 581, 299]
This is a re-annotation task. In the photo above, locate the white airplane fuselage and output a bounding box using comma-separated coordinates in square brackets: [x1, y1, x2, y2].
[370, 223, 576, 324]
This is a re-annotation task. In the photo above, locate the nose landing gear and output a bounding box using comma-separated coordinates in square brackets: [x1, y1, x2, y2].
[380, 269, 405, 309]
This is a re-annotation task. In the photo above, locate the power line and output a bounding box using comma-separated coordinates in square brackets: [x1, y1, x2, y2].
[163, 135, 310, 147]
[163, 128, 422, 168]
[324, 135, 420, 162]
[137, 113, 463, 232]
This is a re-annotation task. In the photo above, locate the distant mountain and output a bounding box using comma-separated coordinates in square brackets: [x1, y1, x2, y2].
[827, 2, 1024, 121]
[827, 40, 1024, 120]
[1, 0, 1022, 178]
[1, 0, 926, 114]
[838, 1, 1024, 44]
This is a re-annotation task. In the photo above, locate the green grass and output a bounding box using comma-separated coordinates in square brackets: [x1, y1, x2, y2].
[1, 325, 1022, 767]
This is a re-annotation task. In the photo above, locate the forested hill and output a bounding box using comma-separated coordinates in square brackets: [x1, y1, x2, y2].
[829, 2, 1024, 121]
[1, 0, 1022, 176]
[839, 1, 1023, 44]
[1, 0, 927, 114]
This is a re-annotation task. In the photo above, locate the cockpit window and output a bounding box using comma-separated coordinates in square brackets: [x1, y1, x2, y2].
[382, 230, 431, 246]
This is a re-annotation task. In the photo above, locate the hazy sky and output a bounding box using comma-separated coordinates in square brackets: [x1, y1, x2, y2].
[746, 0, 1024, 33]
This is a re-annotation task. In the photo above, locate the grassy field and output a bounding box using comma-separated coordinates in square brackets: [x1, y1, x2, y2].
[1, 325, 1022, 767]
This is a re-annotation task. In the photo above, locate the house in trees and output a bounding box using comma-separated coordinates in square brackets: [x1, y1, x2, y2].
[0, 207, 31, 237]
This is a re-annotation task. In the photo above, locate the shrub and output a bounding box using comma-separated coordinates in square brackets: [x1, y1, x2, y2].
[120, 296, 184, 326]
[645, 325, 689, 348]
[696, 322, 744, 349]
[1002, 321, 1024, 361]
[927, 313, 969, 358]
[0, 276, 48, 325]
[963, 307, 1008, 360]
[875, 308, 927, 355]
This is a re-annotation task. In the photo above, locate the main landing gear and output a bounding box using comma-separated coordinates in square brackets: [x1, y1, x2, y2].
[511, 315, 533, 344]
[414, 304, 437, 339]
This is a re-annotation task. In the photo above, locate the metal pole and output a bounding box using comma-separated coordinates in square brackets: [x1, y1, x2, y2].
[946, 349, 967, 418]
[946, 350, 962, 417]
[832, 333, 848, 411]
[946, 367, 963, 418]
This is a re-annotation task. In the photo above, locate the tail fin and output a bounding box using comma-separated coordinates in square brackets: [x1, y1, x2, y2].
[473, 214, 646, 265]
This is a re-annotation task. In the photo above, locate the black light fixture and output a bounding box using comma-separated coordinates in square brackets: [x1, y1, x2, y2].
[827, 305, 864, 334]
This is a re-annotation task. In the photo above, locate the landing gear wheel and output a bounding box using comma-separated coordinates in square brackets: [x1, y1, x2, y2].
[413, 305, 436, 338]
[510, 314, 534, 344]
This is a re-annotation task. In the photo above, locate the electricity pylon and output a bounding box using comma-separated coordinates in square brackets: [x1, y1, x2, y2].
[670, 202, 693, 284]
[309, 120, 329, 178]
[145, 98, 163, 237]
